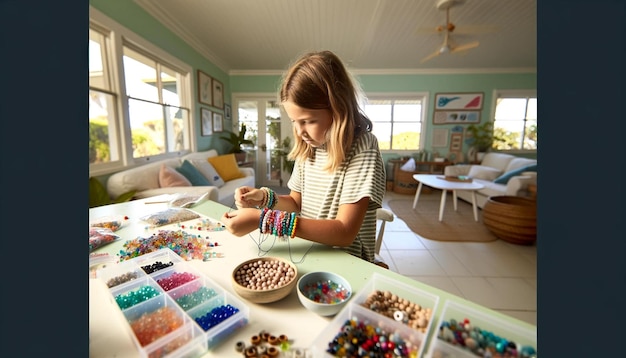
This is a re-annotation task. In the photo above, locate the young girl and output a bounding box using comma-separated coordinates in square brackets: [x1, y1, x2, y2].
[221, 50, 386, 263]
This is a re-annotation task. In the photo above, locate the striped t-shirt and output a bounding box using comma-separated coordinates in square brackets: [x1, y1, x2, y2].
[288, 131, 387, 262]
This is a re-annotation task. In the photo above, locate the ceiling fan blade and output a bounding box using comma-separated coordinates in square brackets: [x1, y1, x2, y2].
[420, 49, 442, 64]
[451, 40, 479, 53]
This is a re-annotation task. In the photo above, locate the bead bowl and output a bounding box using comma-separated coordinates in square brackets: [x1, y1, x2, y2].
[297, 271, 352, 316]
[231, 257, 298, 304]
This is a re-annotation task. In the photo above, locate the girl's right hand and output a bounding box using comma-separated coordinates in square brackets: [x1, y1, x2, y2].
[234, 186, 265, 208]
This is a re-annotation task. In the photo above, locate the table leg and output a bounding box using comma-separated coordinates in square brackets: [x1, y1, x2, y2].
[412, 182, 423, 209]
[439, 190, 447, 221]
[471, 191, 479, 221]
[453, 190, 458, 211]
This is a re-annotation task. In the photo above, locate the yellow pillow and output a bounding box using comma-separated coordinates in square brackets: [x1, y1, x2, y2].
[207, 154, 245, 181]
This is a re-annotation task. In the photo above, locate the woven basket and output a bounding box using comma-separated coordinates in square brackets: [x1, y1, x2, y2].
[482, 196, 537, 245]
[393, 170, 418, 194]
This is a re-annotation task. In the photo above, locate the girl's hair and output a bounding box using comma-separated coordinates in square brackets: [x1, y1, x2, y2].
[279, 50, 372, 172]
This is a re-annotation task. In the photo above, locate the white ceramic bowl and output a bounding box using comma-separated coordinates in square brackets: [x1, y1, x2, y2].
[231, 257, 298, 304]
[297, 271, 352, 316]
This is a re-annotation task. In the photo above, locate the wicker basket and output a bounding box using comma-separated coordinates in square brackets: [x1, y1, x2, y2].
[482, 196, 537, 245]
[393, 170, 418, 194]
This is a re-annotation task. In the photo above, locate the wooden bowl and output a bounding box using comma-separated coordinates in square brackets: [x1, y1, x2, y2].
[231, 257, 298, 303]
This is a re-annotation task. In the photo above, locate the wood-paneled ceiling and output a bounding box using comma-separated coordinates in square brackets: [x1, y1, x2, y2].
[134, 0, 536, 74]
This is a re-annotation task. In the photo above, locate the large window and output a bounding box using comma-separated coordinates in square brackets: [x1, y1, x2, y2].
[493, 90, 537, 151]
[89, 9, 193, 176]
[363, 94, 428, 150]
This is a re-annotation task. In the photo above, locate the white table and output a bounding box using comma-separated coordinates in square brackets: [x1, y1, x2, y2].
[412, 174, 485, 222]
[89, 195, 533, 357]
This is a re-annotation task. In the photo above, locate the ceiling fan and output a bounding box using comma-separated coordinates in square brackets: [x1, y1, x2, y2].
[420, 0, 480, 64]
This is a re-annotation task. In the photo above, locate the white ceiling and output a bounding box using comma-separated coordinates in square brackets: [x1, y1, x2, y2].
[134, 0, 536, 74]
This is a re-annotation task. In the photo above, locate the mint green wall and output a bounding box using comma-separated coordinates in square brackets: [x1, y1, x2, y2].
[90, 0, 536, 162]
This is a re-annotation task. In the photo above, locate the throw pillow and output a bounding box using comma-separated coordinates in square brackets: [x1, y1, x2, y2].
[493, 164, 538, 184]
[159, 164, 192, 188]
[467, 165, 502, 181]
[176, 160, 212, 186]
[400, 158, 416, 172]
[189, 159, 226, 187]
[207, 154, 245, 181]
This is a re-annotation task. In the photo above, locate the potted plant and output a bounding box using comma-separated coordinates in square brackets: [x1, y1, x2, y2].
[466, 121, 495, 162]
[220, 123, 255, 163]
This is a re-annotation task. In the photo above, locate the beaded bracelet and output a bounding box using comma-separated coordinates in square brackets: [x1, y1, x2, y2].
[258, 209, 298, 239]
[260, 187, 278, 209]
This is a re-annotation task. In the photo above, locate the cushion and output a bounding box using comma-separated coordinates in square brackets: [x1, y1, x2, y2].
[175, 160, 212, 186]
[400, 158, 416, 172]
[467, 165, 502, 181]
[189, 159, 226, 187]
[207, 154, 245, 181]
[493, 164, 538, 184]
[159, 164, 191, 188]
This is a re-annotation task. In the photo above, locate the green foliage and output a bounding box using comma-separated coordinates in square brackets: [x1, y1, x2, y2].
[220, 123, 255, 153]
[467, 122, 495, 152]
[89, 119, 111, 163]
[89, 177, 136, 208]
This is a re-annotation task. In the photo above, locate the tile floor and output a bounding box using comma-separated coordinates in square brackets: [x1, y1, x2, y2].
[379, 190, 537, 326]
[269, 186, 537, 326]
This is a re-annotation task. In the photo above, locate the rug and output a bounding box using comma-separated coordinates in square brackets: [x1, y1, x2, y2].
[387, 191, 498, 242]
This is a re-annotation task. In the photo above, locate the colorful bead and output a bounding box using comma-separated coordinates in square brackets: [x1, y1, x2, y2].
[301, 279, 350, 304]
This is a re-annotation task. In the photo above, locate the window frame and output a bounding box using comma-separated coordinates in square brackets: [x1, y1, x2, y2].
[490, 89, 537, 154]
[363, 92, 429, 153]
[89, 7, 195, 177]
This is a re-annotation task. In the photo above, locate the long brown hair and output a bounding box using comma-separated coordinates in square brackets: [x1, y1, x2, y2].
[279, 50, 372, 172]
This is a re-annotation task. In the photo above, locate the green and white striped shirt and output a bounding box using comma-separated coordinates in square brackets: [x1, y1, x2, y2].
[288, 132, 387, 262]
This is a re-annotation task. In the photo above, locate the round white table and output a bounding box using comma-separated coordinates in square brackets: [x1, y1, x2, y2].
[412, 174, 485, 221]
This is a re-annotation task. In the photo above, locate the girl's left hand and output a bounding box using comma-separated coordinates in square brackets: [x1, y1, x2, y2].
[221, 208, 262, 236]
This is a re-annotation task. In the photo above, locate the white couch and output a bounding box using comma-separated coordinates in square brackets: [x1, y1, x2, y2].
[444, 152, 537, 209]
[106, 150, 255, 208]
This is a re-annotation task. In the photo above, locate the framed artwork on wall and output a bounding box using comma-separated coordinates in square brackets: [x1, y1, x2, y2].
[197, 70, 213, 106]
[434, 92, 484, 110]
[212, 112, 223, 132]
[224, 103, 231, 120]
[201, 108, 213, 136]
[431, 128, 449, 148]
[212, 78, 224, 109]
[433, 110, 481, 124]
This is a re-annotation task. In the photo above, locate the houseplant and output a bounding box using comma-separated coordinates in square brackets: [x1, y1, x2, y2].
[466, 121, 495, 161]
[220, 123, 255, 163]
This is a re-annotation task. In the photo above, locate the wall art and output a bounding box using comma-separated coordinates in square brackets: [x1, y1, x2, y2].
[433, 110, 480, 124]
[201, 108, 213, 136]
[434, 92, 484, 110]
[212, 112, 223, 132]
[212, 78, 224, 109]
[197, 70, 213, 106]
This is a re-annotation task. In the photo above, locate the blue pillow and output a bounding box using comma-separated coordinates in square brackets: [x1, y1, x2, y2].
[176, 160, 211, 186]
[493, 164, 537, 184]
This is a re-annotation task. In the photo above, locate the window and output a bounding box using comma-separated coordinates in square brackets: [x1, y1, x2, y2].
[363, 94, 428, 150]
[89, 9, 193, 176]
[493, 90, 537, 151]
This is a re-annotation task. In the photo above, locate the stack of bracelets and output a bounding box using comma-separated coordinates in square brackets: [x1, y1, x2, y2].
[259, 187, 278, 209]
[259, 208, 299, 239]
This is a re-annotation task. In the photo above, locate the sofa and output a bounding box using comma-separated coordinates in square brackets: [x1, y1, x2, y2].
[106, 149, 255, 208]
[444, 152, 537, 209]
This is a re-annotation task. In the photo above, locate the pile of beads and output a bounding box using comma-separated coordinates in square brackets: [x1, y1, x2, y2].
[234, 259, 296, 290]
[300, 279, 351, 304]
[174, 286, 218, 310]
[118, 230, 210, 261]
[106, 271, 139, 288]
[90, 215, 128, 231]
[130, 307, 184, 346]
[437, 318, 537, 358]
[325, 317, 417, 357]
[235, 331, 301, 357]
[194, 304, 240, 331]
[141, 261, 174, 274]
[140, 208, 200, 227]
[361, 290, 432, 333]
[156, 272, 198, 291]
[114, 285, 161, 309]
[178, 218, 226, 232]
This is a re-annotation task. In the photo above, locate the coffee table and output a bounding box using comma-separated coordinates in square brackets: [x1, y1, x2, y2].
[412, 174, 485, 222]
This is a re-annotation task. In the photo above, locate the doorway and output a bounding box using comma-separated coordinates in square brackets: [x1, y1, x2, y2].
[233, 94, 294, 188]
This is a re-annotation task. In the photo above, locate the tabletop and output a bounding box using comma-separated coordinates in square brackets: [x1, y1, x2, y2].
[89, 195, 535, 357]
[413, 174, 485, 190]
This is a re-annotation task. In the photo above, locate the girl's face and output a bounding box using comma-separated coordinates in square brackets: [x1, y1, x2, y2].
[283, 101, 332, 148]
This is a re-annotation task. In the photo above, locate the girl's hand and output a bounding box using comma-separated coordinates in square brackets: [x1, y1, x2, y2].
[234, 186, 265, 208]
[222, 208, 261, 236]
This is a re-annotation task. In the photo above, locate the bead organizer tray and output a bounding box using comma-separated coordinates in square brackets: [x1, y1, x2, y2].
[424, 300, 537, 358]
[309, 272, 440, 357]
[96, 248, 250, 357]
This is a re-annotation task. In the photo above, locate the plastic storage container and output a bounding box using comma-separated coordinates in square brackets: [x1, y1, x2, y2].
[97, 248, 250, 357]
[424, 300, 537, 358]
[309, 272, 440, 357]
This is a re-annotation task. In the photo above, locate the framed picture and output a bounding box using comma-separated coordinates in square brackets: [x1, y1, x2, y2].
[224, 103, 231, 120]
[431, 128, 449, 148]
[197, 70, 212, 106]
[212, 112, 223, 132]
[433, 110, 481, 124]
[434, 92, 484, 110]
[212, 78, 224, 109]
[201, 108, 213, 136]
